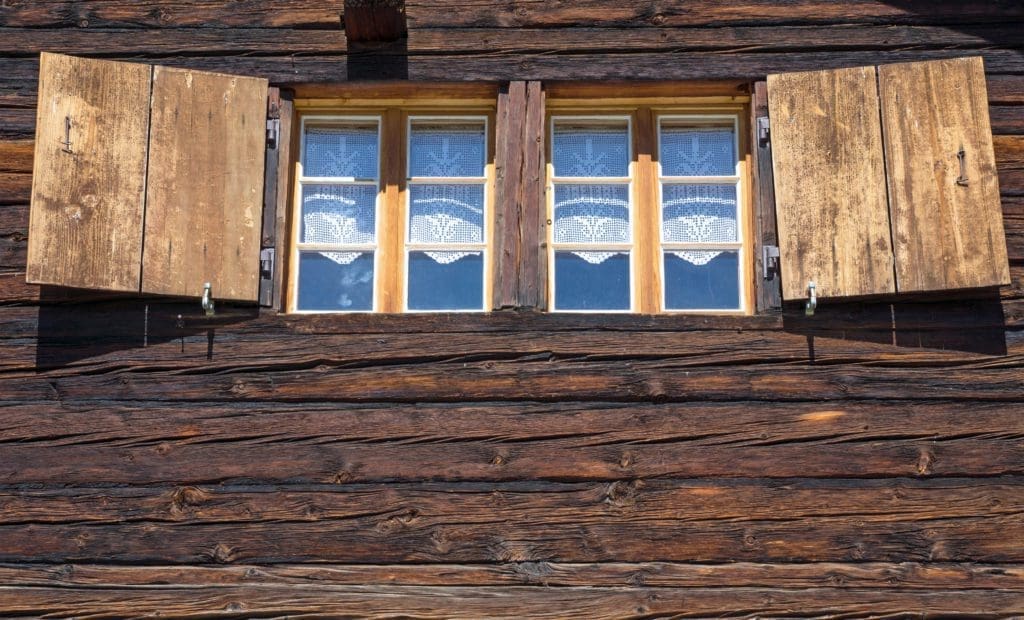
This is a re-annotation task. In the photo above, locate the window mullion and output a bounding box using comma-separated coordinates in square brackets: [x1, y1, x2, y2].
[633, 106, 661, 314]
[378, 108, 407, 313]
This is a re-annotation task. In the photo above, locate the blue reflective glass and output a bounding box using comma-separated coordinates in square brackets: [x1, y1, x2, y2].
[407, 251, 484, 310]
[297, 251, 374, 311]
[554, 251, 630, 310]
[663, 251, 739, 310]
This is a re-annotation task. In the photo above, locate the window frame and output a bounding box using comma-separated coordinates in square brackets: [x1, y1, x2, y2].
[544, 101, 754, 315]
[285, 100, 497, 314]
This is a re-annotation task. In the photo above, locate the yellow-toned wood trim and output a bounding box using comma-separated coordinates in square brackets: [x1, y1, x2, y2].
[545, 80, 750, 100]
[285, 144, 304, 314]
[738, 106, 756, 315]
[484, 109, 497, 311]
[378, 109, 406, 313]
[298, 99, 496, 110]
[291, 82, 500, 101]
[633, 107, 661, 313]
[549, 97, 749, 109]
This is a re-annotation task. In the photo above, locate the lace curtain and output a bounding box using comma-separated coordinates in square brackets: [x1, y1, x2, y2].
[662, 184, 737, 265]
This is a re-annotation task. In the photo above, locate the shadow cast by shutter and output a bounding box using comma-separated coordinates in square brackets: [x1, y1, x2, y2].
[34, 286, 259, 369]
[782, 290, 1009, 357]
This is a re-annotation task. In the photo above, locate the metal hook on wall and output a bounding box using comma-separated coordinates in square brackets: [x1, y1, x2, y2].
[805, 281, 817, 316]
[201, 282, 215, 317]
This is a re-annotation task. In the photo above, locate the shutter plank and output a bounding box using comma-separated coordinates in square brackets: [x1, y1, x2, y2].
[879, 57, 1010, 293]
[142, 66, 268, 301]
[767, 65, 895, 301]
[26, 53, 151, 291]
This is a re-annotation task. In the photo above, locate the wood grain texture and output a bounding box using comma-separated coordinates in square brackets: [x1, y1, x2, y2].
[491, 81, 546, 309]
[25, 53, 150, 292]
[752, 81, 782, 311]
[768, 64, 895, 301]
[141, 65, 268, 301]
[880, 57, 1010, 293]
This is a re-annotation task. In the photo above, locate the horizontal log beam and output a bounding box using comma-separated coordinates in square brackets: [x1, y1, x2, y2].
[1, 561, 1022, 590]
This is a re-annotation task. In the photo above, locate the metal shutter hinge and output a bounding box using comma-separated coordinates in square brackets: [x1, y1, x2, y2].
[762, 244, 780, 280]
[259, 248, 275, 307]
[266, 118, 281, 150]
[757, 116, 770, 147]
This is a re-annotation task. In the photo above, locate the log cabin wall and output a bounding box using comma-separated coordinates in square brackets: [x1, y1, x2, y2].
[1, 2, 1024, 616]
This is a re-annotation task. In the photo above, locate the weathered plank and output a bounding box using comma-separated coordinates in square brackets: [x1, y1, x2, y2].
[343, 0, 406, 43]
[0, 138, 32, 172]
[768, 65, 894, 300]
[0, 1, 343, 29]
[141, 65, 268, 301]
[880, 57, 1010, 293]
[2, 584, 1021, 618]
[2, 561, 1022, 590]
[1, 400, 1022, 484]
[0, 172, 30, 204]
[4, 357, 1024, 404]
[25, 53, 150, 292]
[751, 81, 781, 311]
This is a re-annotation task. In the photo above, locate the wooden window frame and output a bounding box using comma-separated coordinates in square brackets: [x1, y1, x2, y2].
[544, 99, 754, 315]
[285, 98, 497, 314]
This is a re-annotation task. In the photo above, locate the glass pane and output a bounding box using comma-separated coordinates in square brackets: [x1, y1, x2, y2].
[552, 122, 629, 177]
[553, 184, 630, 244]
[661, 184, 737, 243]
[407, 251, 484, 310]
[663, 250, 740, 310]
[660, 124, 735, 177]
[302, 184, 377, 245]
[408, 184, 484, 244]
[304, 124, 379, 179]
[554, 251, 630, 310]
[297, 251, 374, 311]
[409, 122, 486, 177]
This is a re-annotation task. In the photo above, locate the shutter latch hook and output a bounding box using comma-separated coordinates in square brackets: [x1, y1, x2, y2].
[201, 282, 215, 316]
[805, 281, 817, 316]
[956, 146, 969, 187]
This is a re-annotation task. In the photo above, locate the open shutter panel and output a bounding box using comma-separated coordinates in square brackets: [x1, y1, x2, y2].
[27, 53, 152, 292]
[26, 53, 270, 302]
[142, 67, 268, 301]
[878, 57, 1009, 293]
[766, 56, 1009, 304]
[766, 66, 896, 302]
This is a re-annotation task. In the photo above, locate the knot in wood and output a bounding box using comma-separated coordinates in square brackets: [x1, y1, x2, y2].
[207, 543, 236, 564]
[170, 486, 210, 514]
[650, 13, 666, 26]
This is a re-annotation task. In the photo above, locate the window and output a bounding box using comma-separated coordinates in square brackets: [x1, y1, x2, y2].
[289, 109, 494, 313]
[547, 107, 750, 313]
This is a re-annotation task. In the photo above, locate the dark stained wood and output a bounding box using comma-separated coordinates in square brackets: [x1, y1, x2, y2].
[2, 585, 1022, 618]
[2, 3, 1024, 616]
[2, 561, 1022, 590]
[2, 400, 1023, 484]
[751, 81, 781, 312]
[491, 81, 545, 309]
[343, 0, 406, 44]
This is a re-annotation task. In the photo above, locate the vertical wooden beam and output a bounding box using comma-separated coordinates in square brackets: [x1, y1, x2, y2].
[521, 80, 547, 309]
[492, 82, 525, 310]
[492, 81, 546, 310]
[752, 81, 782, 312]
[271, 90, 295, 311]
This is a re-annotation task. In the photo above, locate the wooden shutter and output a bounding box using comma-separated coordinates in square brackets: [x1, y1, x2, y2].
[27, 53, 269, 302]
[142, 66, 268, 301]
[878, 57, 1009, 293]
[27, 53, 152, 292]
[766, 56, 1009, 303]
[766, 66, 895, 302]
